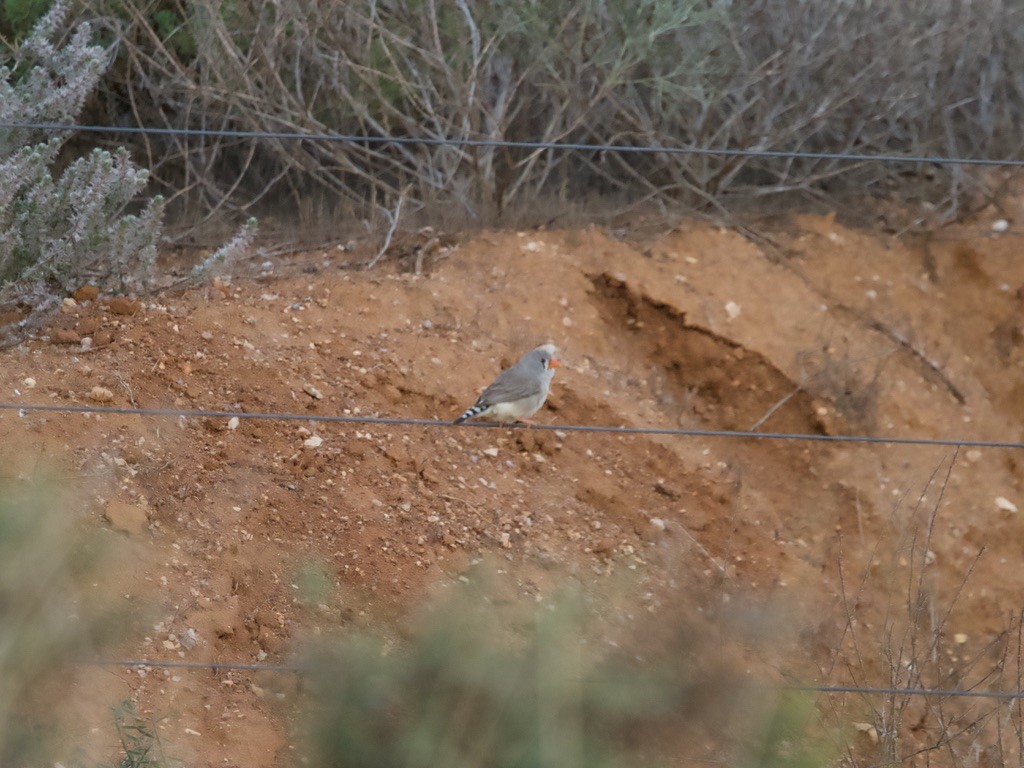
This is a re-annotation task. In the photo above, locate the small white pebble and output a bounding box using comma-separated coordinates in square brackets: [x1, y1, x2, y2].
[304, 434, 324, 449]
[227, 416, 239, 431]
[996, 496, 1018, 514]
[992, 219, 1009, 233]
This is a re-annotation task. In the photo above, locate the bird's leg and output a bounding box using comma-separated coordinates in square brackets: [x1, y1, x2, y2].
[516, 419, 536, 428]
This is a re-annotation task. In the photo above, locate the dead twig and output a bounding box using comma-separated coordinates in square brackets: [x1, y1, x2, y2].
[365, 186, 410, 270]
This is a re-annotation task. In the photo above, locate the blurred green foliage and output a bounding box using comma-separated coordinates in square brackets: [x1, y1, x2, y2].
[0, 0, 50, 41]
[0, 481, 118, 764]
[301, 581, 831, 768]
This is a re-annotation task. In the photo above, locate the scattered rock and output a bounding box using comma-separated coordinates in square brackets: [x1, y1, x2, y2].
[954, 633, 968, 645]
[227, 416, 240, 431]
[92, 329, 115, 347]
[73, 285, 99, 302]
[61, 297, 77, 313]
[853, 722, 879, 744]
[639, 517, 668, 543]
[52, 329, 81, 345]
[104, 501, 149, 536]
[654, 481, 680, 499]
[483, 447, 499, 457]
[89, 386, 114, 402]
[203, 605, 242, 638]
[996, 496, 1019, 514]
[304, 434, 324, 449]
[22, 377, 35, 389]
[77, 317, 100, 335]
[992, 219, 1010, 233]
[593, 537, 616, 556]
[725, 300, 741, 320]
[303, 384, 324, 400]
[258, 626, 285, 653]
[108, 297, 139, 316]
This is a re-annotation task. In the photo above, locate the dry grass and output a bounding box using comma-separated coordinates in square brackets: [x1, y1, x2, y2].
[58, 0, 1024, 236]
[817, 451, 1024, 768]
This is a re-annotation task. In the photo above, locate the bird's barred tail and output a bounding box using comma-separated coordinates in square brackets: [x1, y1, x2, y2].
[454, 404, 487, 424]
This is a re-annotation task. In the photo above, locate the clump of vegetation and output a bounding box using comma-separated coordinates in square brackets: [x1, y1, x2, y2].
[0, 0, 165, 344]
[0, 480, 116, 765]
[108, 700, 179, 768]
[300, 581, 831, 768]
[41, 0, 1024, 231]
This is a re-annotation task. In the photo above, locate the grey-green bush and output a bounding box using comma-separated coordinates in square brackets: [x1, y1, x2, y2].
[0, 0, 164, 344]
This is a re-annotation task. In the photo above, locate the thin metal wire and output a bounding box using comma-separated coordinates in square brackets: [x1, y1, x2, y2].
[788, 684, 1024, 701]
[106, 658, 306, 673]
[94, 658, 1024, 699]
[3, 121, 1024, 167]
[2, 403, 1024, 450]
[2, 401, 1021, 449]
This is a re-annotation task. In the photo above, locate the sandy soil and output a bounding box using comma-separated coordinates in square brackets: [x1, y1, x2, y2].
[3, 208, 1024, 766]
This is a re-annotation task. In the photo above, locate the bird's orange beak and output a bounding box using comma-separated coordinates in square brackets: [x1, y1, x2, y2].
[550, 357, 561, 368]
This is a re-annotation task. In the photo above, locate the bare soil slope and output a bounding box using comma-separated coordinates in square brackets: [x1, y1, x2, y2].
[3, 211, 1024, 766]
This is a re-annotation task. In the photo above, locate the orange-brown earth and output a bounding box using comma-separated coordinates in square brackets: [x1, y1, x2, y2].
[3, 209, 1024, 766]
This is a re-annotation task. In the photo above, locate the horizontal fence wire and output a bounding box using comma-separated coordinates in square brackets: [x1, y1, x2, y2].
[106, 659, 306, 673]
[4, 121, 1024, 168]
[1, 401, 1023, 449]
[94, 658, 1024, 700]
[787, 684, 1024, 701]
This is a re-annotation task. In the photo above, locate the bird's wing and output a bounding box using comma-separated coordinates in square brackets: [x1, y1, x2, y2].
[476, 363, 542, 406]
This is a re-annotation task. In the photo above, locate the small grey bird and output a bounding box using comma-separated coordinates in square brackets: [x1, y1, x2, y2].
[454, 344, 561, 425]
